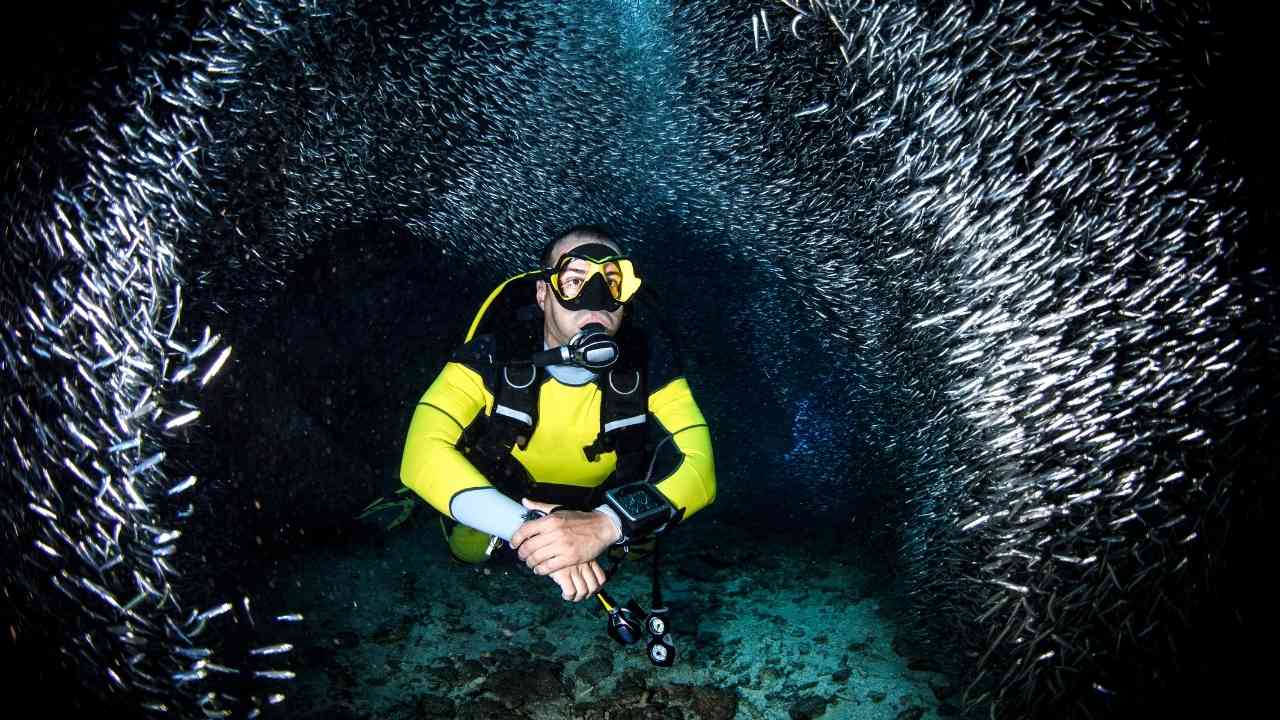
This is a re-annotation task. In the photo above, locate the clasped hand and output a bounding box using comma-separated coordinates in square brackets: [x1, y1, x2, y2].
[510, 498, 622, 602]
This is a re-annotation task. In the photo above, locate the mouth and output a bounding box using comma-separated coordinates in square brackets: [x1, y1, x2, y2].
[581, 313, 611, 329]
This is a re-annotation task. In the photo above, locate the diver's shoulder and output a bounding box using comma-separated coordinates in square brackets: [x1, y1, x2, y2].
[451, 332, 498, 366]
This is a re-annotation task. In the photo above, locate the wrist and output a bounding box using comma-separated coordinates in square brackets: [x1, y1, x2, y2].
[594, 505, 624, 544]
[600, 483, 676, 543]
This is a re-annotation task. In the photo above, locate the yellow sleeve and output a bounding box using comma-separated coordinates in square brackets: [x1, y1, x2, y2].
[647, 378, 716, 521]
[400, 362, 495, 518]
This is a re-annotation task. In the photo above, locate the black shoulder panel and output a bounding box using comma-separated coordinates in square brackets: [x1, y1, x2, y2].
[470, 276, 541, 347]
[451, 332, 497, 367]
[455, 274, 545, 369]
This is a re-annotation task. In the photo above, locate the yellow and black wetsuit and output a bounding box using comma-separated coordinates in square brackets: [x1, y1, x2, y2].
[400, 312, 715, 563]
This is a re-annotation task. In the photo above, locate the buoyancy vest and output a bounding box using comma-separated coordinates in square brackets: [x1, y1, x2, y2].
[450, 273, 663, 509]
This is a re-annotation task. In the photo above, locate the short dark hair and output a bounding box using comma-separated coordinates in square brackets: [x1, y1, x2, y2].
[540, 224, 620, 268]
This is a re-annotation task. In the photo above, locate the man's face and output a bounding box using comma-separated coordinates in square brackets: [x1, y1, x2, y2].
[536, 237, 626, 347]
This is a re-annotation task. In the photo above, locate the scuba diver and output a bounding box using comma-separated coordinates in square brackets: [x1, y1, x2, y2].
[399, 225, 716, 648]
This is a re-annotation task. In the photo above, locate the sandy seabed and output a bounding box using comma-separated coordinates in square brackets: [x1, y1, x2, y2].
[253, 511, 955, 720]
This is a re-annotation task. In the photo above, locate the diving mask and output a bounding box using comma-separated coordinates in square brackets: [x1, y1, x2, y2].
[543, 243, 642, 312]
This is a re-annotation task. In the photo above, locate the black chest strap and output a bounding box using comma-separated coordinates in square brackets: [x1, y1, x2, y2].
[455, 347, 651, 497]
[453, 335, 542, 497]
[584, 367, 648, 486]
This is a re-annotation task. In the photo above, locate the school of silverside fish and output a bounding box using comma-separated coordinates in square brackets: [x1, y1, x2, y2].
[0, 0, 1272, 718]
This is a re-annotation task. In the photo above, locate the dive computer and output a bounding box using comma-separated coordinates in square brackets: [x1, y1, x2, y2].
[602, 482, 676, 543]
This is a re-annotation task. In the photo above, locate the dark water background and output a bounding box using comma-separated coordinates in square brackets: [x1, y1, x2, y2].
[1, 1, 1275, 718]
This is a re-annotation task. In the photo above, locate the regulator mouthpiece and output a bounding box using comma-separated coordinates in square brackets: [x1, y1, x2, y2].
[531, 323, 619, 369]
[569, 323, 618, 370]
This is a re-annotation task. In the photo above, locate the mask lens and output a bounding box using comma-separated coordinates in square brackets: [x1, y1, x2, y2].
[548, 253, 640, 305]
[552, 256, 590, 300]
[600, 260, 623, 299]
[552, 256, 630, 301]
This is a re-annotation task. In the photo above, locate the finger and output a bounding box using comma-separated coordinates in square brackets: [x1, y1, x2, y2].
[533, 549, 575, 576]
[525, 539, 564, 570]
[522, 497, 559, 514]
[580, 564, 600, 597]
[579, 564, 599, 600]
[510, 525, 529, 547]
[512, 509, 564, 550]
[568, 565, 589, 602]
[515, 514, 566, 556]
[588, 561, 607, 588]
[510, 515, 547, 549]
[514, 524, 555, 560]
[550, 571, 575, 601]
[527, 539, 573, 573]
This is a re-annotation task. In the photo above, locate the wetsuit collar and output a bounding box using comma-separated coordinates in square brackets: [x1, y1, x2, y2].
[542, 338, 598, 386]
